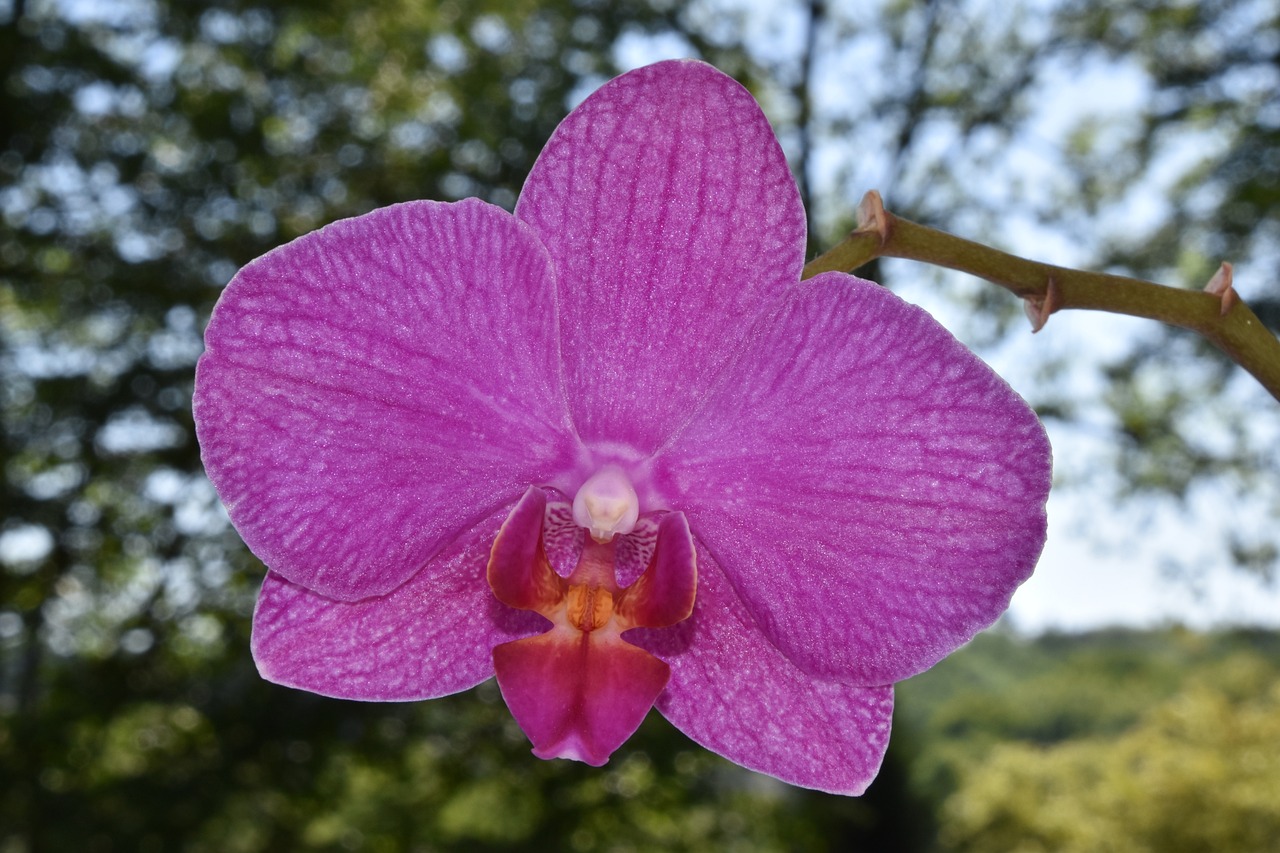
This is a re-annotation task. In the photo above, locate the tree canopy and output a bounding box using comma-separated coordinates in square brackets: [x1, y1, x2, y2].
[2, 0, 1278, 849]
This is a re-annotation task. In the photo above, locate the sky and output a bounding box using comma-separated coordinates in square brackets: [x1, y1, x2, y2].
[1009, 481, 1280, 633]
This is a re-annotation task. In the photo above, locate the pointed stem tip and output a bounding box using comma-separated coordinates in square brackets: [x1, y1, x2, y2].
[1023, 275, 1062, 333]
[856, 189, 891, 246]
[1204, 262, 1238, 317]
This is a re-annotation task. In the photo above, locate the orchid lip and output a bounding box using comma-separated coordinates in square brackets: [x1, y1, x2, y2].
[487, 485, 697, 765]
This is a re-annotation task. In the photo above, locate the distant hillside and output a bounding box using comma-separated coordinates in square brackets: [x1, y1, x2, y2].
[895, 626, 1280, 851]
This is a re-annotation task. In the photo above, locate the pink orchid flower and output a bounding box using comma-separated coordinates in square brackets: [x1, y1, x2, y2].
[193, 60, 1051, 795]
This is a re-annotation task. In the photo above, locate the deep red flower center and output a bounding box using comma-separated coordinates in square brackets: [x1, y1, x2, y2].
[485, 477, 697, 765]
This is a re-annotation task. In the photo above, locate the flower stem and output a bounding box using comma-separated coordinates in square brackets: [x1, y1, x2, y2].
[804, 191, 1280, 403]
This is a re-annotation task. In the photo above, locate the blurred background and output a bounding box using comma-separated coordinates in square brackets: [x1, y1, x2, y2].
[2, 0, 1278, 849]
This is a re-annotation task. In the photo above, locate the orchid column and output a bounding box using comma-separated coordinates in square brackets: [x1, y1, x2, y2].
[194, 60, 1051, 795]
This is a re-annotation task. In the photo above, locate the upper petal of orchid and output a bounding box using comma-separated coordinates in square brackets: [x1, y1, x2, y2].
[629, 543, 893, 796]
[252, 510, 546, 701]
[515, 60, 806, 455]
[652, 273, 1052, 685]
[194, 199, 580, 601]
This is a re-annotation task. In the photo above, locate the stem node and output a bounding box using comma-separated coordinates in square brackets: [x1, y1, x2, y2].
[1024, 276, 1062, 333]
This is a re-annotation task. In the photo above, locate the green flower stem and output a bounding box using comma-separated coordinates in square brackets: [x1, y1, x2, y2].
[803, 192, 1280, 403]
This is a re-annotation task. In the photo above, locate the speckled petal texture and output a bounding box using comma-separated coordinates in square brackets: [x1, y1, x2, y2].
[653, 273, 1052, 685]
[631, 543, 894, 795]
[195, 199, 580, 601]
[252, 511, 545, 700]
[516, 59, 806, 455]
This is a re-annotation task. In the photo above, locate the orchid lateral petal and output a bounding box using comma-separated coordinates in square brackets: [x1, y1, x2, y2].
[615, 512, 696, 629]
[515, 60, 806, 455]
[487, 487, 566, 615]
[194, 199, 579, 601]
[653, 273, 1052, 685]
[493, 629, 670, 766]
[629, 546, 893, 796]
[252, 512, 544, 701]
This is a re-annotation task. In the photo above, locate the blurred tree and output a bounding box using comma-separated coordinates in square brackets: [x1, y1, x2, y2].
[936, 651, 1280, 852]
[736, 0, 1280, 583]
[0, 0, 906, 849]
[3, 0, 1279, 849]
[885, 629, 1280, 853]
[1045, 0, 1280, 580]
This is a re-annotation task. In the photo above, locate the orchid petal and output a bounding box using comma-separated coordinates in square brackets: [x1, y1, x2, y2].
[653, 273, 1052, 685]
[516, 60, 806, 454]
[494, 629, 670, 766]
[195, 199, 579, 601]
[631, 545, 893, 796]
[252, 511, 544, 701]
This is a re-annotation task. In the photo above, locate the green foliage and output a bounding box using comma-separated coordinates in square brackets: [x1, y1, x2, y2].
[935, 650, 1280, 853]
[1, 0, 901, 849]
[897, 629, 1280, 852]
[4, 0, 1280, 849]
[1038, 0, 1280, 577]
[1, 666, 898, 850]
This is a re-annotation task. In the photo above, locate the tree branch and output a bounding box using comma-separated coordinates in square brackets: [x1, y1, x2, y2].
[795, 0, 824, 252]
[804, 190, 1280, 403]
